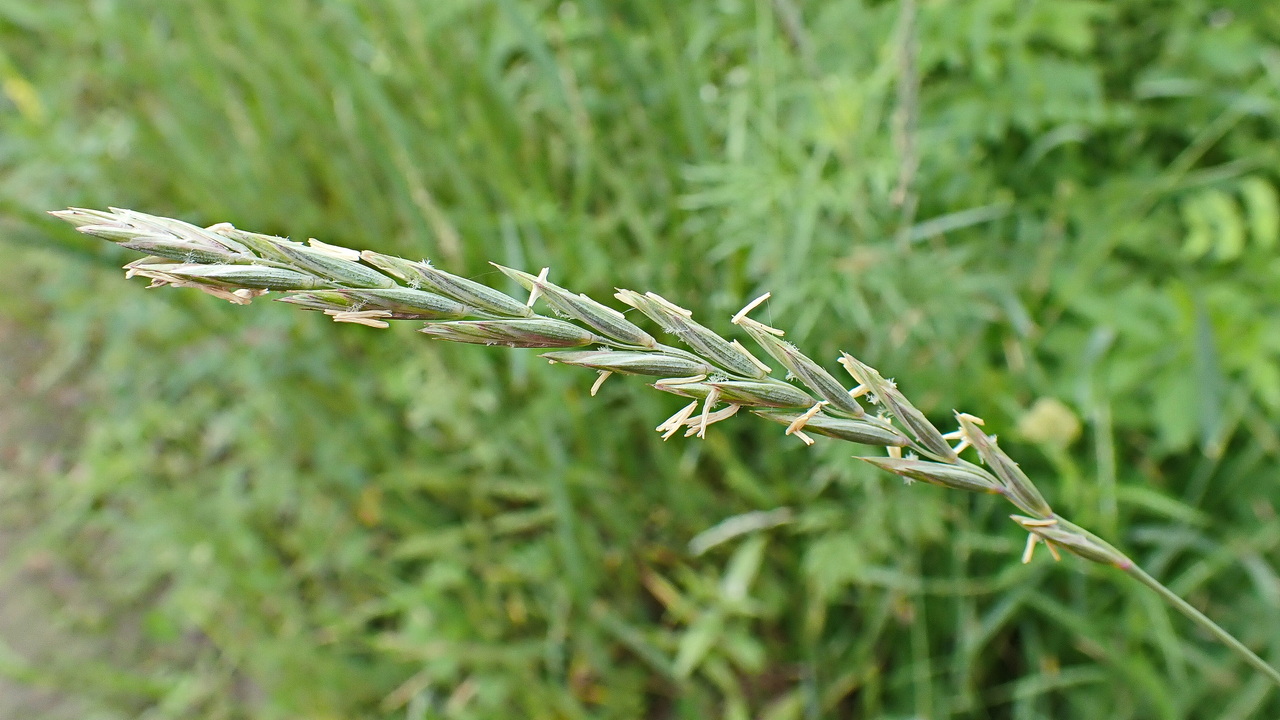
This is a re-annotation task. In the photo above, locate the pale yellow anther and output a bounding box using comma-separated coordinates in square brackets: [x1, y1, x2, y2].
[708, 404, 741, 425]
[785, 402, 828, 436]
[1022, 534, 1039, 564]
[207, 284, 254, 304]
[836, 355, 858, 378]
[729, 339, 773, 374]
[308, 237, 362, 261]
[736, 315, 786, 338]
[887, 446, 903, 459]
[657, 400, 699, 440]
[1020, 518, 1058, 527]
[793, 430, 815, 446]
[654, 374, 707, 387]
[345, 317, 390, 328]
[1044, 540, 1062, 562]
[591, 370, 613, 397]
[697, 387, 723, 438]
[954, 415, 993, 455]
[226, 288, 266, 304]
[327, 309, 392, 328]
[680, 404, 742, 437]
[644, 292, 693, 317]
[731, 292, 772, 324]
[527, 267, 550, 307]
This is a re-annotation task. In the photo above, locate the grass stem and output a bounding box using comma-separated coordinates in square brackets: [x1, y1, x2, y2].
[1124, 563, 1280, 688]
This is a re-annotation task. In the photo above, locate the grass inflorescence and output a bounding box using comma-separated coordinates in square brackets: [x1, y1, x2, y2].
[54, 206, 1280, 690]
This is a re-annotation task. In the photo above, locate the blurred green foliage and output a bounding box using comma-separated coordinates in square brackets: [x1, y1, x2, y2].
[3, 0, 1280, 717]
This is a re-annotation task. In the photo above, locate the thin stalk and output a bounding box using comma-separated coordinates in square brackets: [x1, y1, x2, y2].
[1031, 515, 1280, 686]
[1124, 563, 1280, 688]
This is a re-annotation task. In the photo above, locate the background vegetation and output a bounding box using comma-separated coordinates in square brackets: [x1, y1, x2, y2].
[2, 0, 1280, 717]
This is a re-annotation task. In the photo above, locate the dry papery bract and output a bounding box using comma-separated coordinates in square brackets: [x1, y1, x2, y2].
[52, 206, 1280, 689]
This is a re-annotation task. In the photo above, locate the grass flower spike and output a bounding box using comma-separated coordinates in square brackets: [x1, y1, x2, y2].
[53, 206, 1280, 690]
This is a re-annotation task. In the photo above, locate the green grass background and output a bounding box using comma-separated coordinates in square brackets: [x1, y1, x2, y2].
[2, 0, 1280, 717]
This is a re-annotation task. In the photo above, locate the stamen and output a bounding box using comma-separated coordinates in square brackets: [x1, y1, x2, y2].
[329, 310, 392, 328]
[705, 403, 740, 425]
[681, 404, 742, 436]
[194, 284, 250, 304]
[731, 292, 772, 324]
[654, 374, 707, 387]
[785, 402, 828, 436]
[527, 267, 550, 307]
[591, 370, 613, 396]
[343, 317, 390, 328]
[887, 446, 903, 459]
[836, 355, 857, 378]
[793, 430, 815, 446]
[736, 315, 785, 336]
[1022, 534, 1039, 564]
[1044, 540, 1062, 562]
[697, 387, 723, 438]
[308, 237, 362, 261]
[644, 292, 693, 317]
[729, 340, 773, 374]
[657, 401, 699, 440]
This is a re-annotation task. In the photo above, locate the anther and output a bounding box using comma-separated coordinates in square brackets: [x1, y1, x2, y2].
[657, 401, 699, 440]
[731, 292, 772, 324]
[697, 387, 723, 438]
[785, 402, 828, 436]
[1022, 534, 1039, 564]
[527, 267, 550, 307]
[591, 370, 612, 396]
